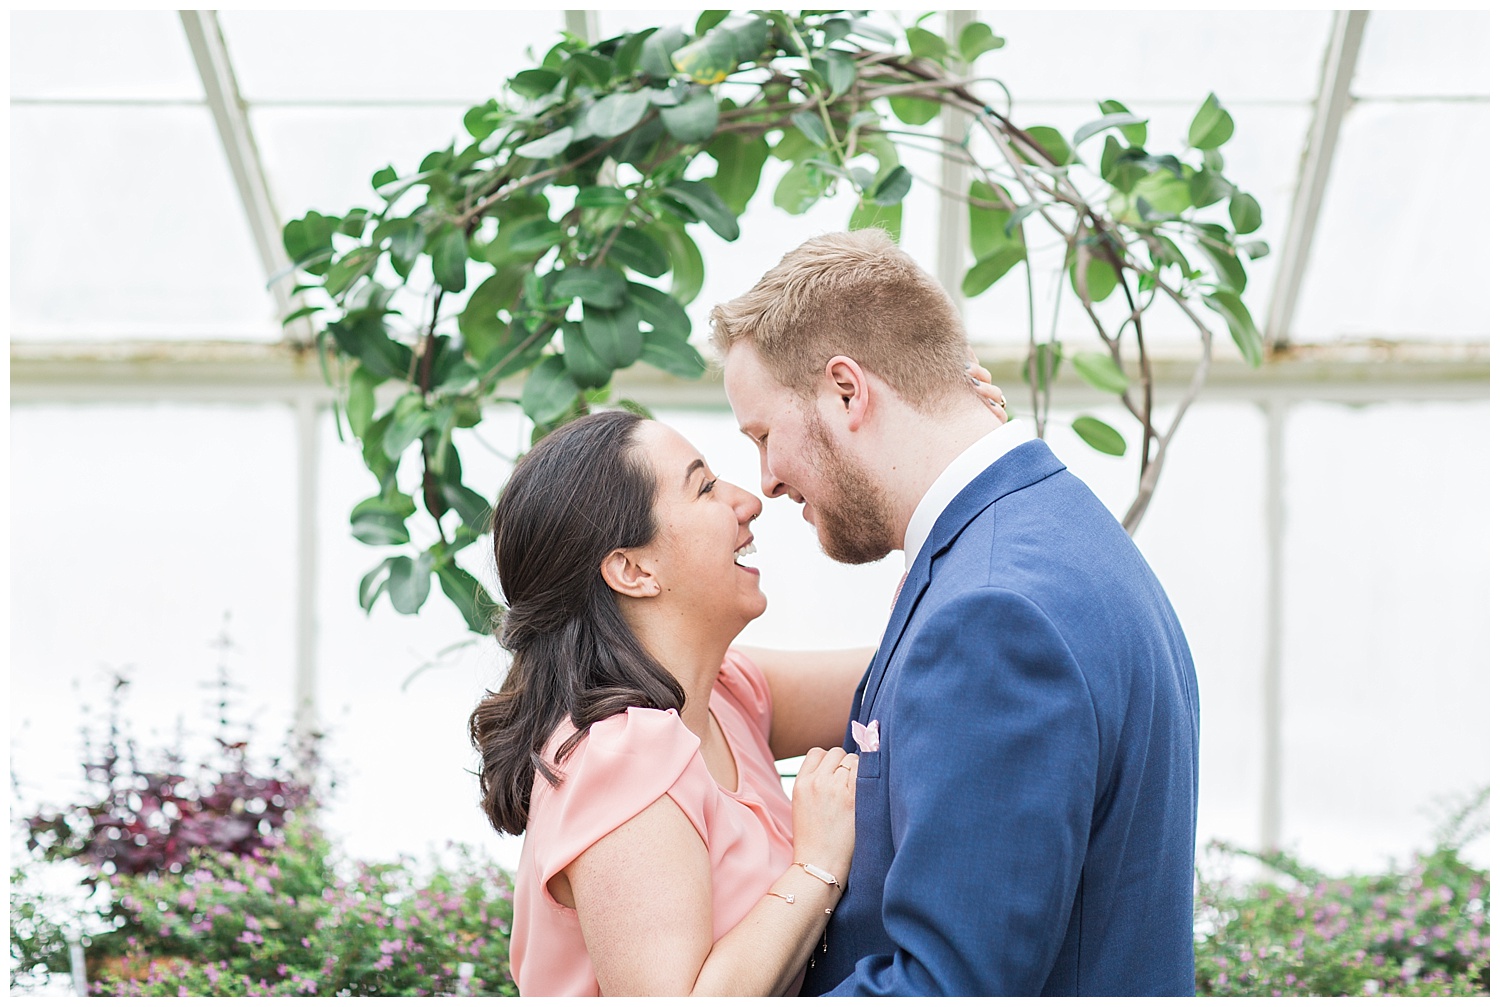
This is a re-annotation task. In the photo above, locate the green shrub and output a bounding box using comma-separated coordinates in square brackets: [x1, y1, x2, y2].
[13, 819, 517, 997]
[1195, 792, 1490, 996]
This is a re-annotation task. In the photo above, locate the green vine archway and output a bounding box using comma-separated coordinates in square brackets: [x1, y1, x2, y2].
[281, 10, 1267, 635]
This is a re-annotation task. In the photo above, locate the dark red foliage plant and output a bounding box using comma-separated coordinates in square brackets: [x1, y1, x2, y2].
[22, 657, 317, 887]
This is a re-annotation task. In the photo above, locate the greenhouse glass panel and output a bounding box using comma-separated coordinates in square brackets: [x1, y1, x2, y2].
[1292, 101, 1489, 343]
[10, 106, 276, 340]
[1353, 11, 1489, 99]
[1280, 400, 1489, 870]
[10, 11, 203, 101]
[219, 11, 568, 103]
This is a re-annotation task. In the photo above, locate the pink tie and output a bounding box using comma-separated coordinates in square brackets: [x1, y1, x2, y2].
[890, 570, 908, 613]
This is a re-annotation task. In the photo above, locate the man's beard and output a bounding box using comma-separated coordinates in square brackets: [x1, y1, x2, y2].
[806, 412, 900, 565]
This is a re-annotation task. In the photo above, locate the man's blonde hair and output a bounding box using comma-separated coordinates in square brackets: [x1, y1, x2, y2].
[709, 229, 971, 409]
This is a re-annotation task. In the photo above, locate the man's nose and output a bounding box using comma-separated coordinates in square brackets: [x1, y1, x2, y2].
[760, 457, 787, 499]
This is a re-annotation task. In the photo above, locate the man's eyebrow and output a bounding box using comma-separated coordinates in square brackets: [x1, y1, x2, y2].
[683, 458, 706, 486]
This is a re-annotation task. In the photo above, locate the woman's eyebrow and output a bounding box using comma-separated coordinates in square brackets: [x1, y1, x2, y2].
[683, 458, 706, 487]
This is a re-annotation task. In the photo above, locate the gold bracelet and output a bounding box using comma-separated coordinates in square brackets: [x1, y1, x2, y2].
[764, 891, 833, 915]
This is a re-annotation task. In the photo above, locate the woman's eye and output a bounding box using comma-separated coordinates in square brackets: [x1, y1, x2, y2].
[698, 479, 718, 497]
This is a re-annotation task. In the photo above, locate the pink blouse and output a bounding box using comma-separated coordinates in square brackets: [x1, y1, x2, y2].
[509, 650, 795, 996]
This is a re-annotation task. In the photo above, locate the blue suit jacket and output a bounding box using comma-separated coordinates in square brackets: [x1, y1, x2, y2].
[802, 440, 1200, 996]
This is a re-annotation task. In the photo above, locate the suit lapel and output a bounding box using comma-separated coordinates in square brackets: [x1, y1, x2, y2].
[855, 439, 1067, 723]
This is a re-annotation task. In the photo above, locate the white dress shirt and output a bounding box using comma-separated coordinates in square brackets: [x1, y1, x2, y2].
[902, 419, 1035, 571]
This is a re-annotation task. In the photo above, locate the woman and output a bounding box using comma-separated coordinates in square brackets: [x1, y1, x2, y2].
[470, 370, 1007, 995]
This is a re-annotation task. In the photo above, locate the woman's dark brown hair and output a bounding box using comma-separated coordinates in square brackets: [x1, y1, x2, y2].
[469, 410, 685, 836]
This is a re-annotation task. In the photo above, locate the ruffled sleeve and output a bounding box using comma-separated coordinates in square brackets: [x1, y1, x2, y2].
[716, 649, 775, 740]
[528, 708, 706, 907]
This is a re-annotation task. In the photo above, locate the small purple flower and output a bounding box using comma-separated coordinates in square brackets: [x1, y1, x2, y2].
[373, 954, 393, 972]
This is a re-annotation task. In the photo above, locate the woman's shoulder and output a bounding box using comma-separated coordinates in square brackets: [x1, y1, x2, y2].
[542, 707, 701, 794]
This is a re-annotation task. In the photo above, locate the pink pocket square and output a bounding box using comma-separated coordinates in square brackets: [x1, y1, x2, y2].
[851, 719, 880, 753]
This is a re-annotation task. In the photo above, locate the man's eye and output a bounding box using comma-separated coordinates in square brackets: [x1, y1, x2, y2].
[698, 479, 718, 497]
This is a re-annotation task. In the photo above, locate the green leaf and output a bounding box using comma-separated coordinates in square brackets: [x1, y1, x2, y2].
[962, 247, 1026, 297]
[705, 131, 770, 215]
[628, 282, 692, 342]
[1072, 352, 1130, 395]
[1189, 167, 1235, 208]
[641, 327, 707, 379]
[849, 198, 903, 241]
[283, 211, 338, 276]
[566, 51, 614, 89]
[1021, 125, 1073, 166]
[870, 165, 912, 206]
[1230, 190, 1263, 234]
[1188, 92, 1235, 150]
[430, 225, 469, 293]
[387, 219, 424, 279]
[672, 29, 739, 84]
[580, 301, 644, 369]
[729, 16, 771, 62]
[370, 165, 398, 190]
[562, 320, 614, 389]
[773, 161, 827, 215]
[887, 95, 941, 126]
[639, 26, 688, 78]
[696, 10, 730, 35]
[327, 315, 413, 381]
[575, 186, 630, 209]
[359, 558, 397, 612]
[1073, 251, 1118, 303]
[382, 393, 432, 459]
[1134, 169, 1192, 218]
[791, 110, 830, 147]
[968, 180, 1022, 261]
[1099, 99, 1148, 146]
[1194, 224, 1247, 294]
[662, 179, 740, 241]
[346, 366, 379, 438]
[1024, 340, 1063, 389]
[325, 246, 379, 298]
[607, 228, 670, 278]
[1242, 239, 1271, 260]
[521, 355, 582, 426]
[658, 88, 719, 143]
[958, 21, 1006, 62]
[458, 265, 527, 362]
[1205, 288, 1264, 367]
[509, 68, 563, 99]
[815, 51, 856, 97]
[463, 99, 502, 141]
[387, 554, 434, 615]
[655, 223, 704, 302]
[613, 28, 655, 78]
[351, 497, 413, 547]
[552, 265, 627, 308]
[508, 218, 566, 255]
[437, 562, 499, 635]
[1072, 416, 1127, 456]
[906, 26, 950, 63]
[587, 90, 652, 139]
[1073, 112, 1150, 149]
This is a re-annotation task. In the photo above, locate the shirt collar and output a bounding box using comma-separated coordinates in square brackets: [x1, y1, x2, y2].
[902, 420, 1035, 571]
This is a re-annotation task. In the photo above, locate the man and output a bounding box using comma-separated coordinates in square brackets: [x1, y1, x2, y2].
[712, 230, 1200, 996]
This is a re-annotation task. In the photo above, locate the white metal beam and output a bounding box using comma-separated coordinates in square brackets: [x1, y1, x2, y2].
[563, 10, 599, 43]
[1263, 10, 1369, 350]
[10, 339, 1488, 406]
[936, 11, 978, 307]
[179, 10, 311, 343]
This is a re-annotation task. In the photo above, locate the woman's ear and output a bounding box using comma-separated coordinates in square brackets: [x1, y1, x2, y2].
[600, 548, 659, 599]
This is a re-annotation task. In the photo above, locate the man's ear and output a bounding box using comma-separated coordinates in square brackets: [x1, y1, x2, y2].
[600, 548, 659, 599]
[825, 355, 871, 431]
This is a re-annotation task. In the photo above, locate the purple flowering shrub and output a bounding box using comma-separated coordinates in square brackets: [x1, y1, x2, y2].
[1195, 794, 1489, 996]
[78, 820, 517, 997]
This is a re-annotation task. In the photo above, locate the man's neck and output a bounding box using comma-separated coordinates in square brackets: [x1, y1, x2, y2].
[880, 401, 1004, 544]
